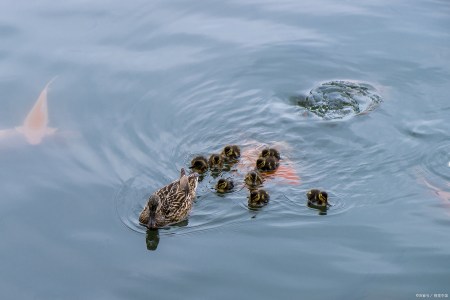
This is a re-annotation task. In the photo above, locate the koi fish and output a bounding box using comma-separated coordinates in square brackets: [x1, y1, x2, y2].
[237, 144, 301, 185]
[0, 78, 57, 145]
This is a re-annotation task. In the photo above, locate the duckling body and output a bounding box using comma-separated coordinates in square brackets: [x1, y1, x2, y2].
[256, 156, 279, 171]
[244, 170, 264, 188]
[221, 145, 241, 161]
[139, 168, 199, 228]
[260, 148, 281, 160]
[306, 189, 328, 207]
[248, 189, 270, 208]
[215, 178, 234, 193]
[190, 156, 208, 173]
[208, 154, 223, 170]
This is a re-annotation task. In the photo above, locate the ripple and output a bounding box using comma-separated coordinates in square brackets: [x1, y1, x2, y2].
[294, 80, 382, 120]
[423, 143, 450, 182]
[279, 189, 353, 217]
[115, 173, 253, 235]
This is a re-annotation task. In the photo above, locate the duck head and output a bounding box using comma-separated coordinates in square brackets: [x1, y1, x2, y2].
[147, 194, 161, 229]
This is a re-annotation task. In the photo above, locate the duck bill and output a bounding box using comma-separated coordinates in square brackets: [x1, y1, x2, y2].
[147, 216, 157, 229]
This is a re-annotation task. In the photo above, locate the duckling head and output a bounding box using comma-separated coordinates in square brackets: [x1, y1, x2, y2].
[265, 156, 279, 170]
[190, 156, 208, 173]
[222, 145, 240, 159]
[208, 154, 223, 169]
[245, 171, 263, 187]
[306, 189, 320, 201]
[256, 157, 266, 170]
[248, 189, 269, 207]
[147, 194, 161, 229]
[215, 178, 234, 193]
[318, 191, 328, 206]
[260, 148, 280, 160]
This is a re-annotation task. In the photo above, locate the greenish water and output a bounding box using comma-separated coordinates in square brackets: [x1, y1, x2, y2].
[0, 0, 449, 299]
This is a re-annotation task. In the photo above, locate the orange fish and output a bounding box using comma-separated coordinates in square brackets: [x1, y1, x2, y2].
[422, 178, 450, 203]
[237, 146, 301, 185]
[0, 78, 57, 145]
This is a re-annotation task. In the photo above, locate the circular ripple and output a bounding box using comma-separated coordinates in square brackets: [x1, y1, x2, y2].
[423, 143, 450, 182]
[115, 173, 252, 235]
[295, 81, 382, 120]
[279, 189, 353, 217]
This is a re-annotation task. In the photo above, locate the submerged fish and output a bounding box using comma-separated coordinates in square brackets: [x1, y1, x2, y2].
[0, 78, 57, 145]
[237, 143, 301, 185]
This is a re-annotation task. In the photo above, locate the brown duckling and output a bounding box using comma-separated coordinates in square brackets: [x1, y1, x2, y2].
[208, 154, 223, 170]
[215, 178, 234, 193]
[139, 168, 199, 228]
[244, 170, 264, 188]
[260, 148, 281, 160]
[221, 145, 241, 160]
[189, 156, 208, 173]
[306, 189, 328, 207]
[248, 189, 270, 208]
[256, 156, 279, 171]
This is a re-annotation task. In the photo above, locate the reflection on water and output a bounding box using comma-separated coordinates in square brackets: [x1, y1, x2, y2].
[145, 229, 160, 251]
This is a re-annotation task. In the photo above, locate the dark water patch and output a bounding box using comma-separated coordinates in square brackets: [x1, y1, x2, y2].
[293, 80, 382, 120]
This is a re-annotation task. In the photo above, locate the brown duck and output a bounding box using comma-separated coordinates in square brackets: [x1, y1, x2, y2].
[139, 168, 199, 228]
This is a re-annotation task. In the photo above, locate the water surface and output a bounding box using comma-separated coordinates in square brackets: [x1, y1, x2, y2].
[0, 0, 449, 299]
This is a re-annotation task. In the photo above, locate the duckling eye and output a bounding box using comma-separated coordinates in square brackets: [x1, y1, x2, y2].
[224, 146, 231, 153]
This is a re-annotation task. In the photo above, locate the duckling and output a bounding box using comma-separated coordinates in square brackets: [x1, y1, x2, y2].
[189, 156, 208, 173]
[139, 168, 199, 228]
[244, 170, 264, 188]
[248, 189, 270, 208]
[256, 156, 279, 171]
[208, 154, 223, 170]
[221, 145, 241, 161]
[260, 148, 281, 160]
[215, 178, 234, 193]
[306, 189, 328, 207]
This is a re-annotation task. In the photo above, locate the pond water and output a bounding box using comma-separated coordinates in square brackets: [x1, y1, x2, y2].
[1, 0, 449, 299]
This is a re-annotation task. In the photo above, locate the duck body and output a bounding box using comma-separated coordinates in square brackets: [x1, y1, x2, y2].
[190, 156, 208, 173]
[139, 168, 199, 228]
[248, 189, 270, 208]
[306, 189, 328, 208]
[244, 170, 264, 188]
[215, 178, 234, 193]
